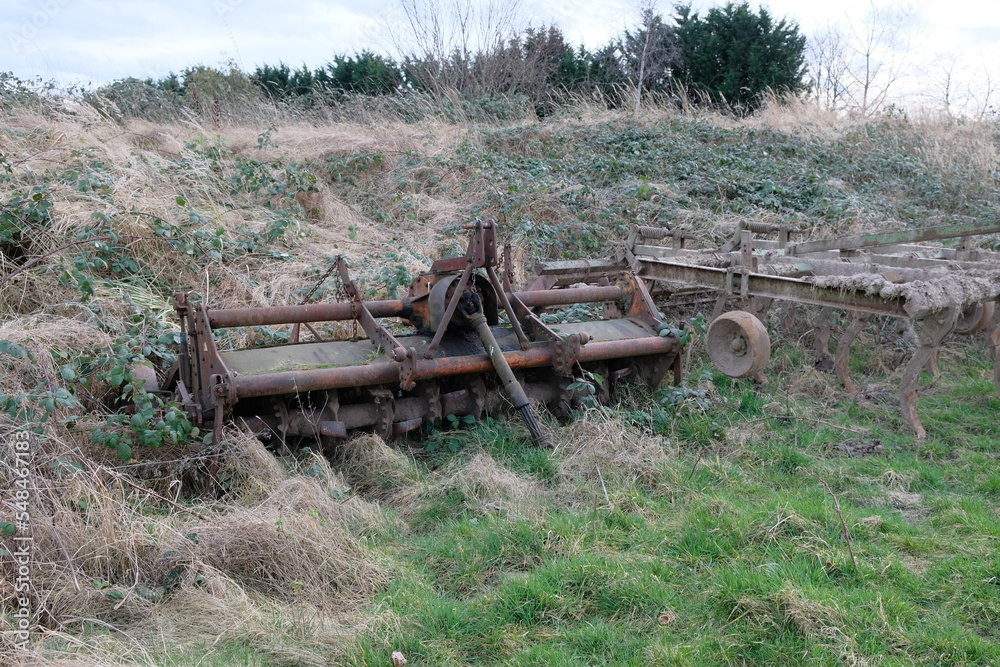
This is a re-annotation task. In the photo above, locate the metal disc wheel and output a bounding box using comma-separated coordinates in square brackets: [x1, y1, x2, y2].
[707, 310, 771, 378]
[954, 301, 994, 336]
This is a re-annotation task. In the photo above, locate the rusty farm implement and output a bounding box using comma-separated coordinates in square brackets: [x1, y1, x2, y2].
[530, 219, 1000, 438]
[157, 222, 683, 448]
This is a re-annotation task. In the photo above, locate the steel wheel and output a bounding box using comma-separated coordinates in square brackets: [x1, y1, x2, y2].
[707, 310, 771, 379]
[954, 301, 994, 336]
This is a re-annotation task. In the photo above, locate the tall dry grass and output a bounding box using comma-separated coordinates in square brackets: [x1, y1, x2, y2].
[0, 100, 476, 320]
[0, 428, 394, 665]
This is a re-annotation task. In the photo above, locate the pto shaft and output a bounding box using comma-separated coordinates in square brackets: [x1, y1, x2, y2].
[468, 312, 551, 447]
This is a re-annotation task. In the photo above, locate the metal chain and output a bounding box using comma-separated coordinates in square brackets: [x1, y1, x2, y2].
[328, 256, 359, 340]
[298, 261, 339, 305]
[299, 256, 358, 339]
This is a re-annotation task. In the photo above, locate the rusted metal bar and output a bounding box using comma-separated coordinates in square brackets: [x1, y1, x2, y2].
[877, 245, 1000, 262]
[766, 255, 947, 282]
[531, 258, 624, 277]
[633, 245, 727, 261]
[848, 252, 1000, 273]
[208, 300, 405, 329]
[637, 258, 909, 316]
[231, 336, 677, 399]
[469, 311, 550, 446]
[786, 220, 1000, 256]
[206, 286, 626, 330]
[486, 263, 529, 349]
[514, 285, 623, 307]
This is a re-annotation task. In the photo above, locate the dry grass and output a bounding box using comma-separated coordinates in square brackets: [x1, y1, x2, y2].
[0, 106, 470, 319]
[179, 479, 385, 606]
[554, 411, 672, 490]
[915, 113, 999, 183]
[333, 434, 424, 505]
[441, 451, 546, 519]
[728, 582, 844, 643]
[745, 92, 849, 137]
[213, 428, 288, 503]
[0, 428, 391, 664]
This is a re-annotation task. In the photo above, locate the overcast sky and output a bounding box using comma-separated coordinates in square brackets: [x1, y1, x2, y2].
[3, 0, 1000, 105]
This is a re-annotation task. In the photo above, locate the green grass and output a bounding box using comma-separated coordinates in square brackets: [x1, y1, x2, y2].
[336, 339, 1000, 666]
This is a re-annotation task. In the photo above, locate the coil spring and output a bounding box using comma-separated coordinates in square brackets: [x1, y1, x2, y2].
[741, 221, 782, 234]
[637, 225, 671, 239]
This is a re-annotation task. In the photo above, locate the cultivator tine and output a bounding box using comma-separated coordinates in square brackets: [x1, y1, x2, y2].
[900, 308, 957, 439]
[992, 325, 1000, 396]
[813, 307, 834, 369]
[833, 313, 871, 396]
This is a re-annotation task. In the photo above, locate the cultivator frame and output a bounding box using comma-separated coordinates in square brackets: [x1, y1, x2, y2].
[531, 219, 1000, 438]
[167, 221, 683, 447]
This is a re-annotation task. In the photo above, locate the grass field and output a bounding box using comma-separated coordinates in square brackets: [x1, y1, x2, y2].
[1, 92, 999, 665]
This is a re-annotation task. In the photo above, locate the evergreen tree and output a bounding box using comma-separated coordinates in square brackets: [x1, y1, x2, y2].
[674, 2, 807, 112]
[327, 51, 402, 96]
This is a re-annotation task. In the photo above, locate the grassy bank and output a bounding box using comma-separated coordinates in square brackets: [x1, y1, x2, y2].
[1, 96, 999, 665]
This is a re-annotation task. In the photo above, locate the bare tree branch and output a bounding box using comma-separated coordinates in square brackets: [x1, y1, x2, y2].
[842, 1, 911, 114]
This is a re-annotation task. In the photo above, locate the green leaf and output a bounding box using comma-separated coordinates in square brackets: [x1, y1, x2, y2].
[105, 590, 125, 600]
[176, 196, 186, 206]
[115, 441, 132, 462]
[107, 369, 125, 388]
[141, 429, 163, 447]
[60, 366, 77, 382]
[0, 339, 28, 359]
[0, 521, 16, 536]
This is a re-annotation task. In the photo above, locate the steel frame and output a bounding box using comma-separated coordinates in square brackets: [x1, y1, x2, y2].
[530, 219, 1000, 438]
